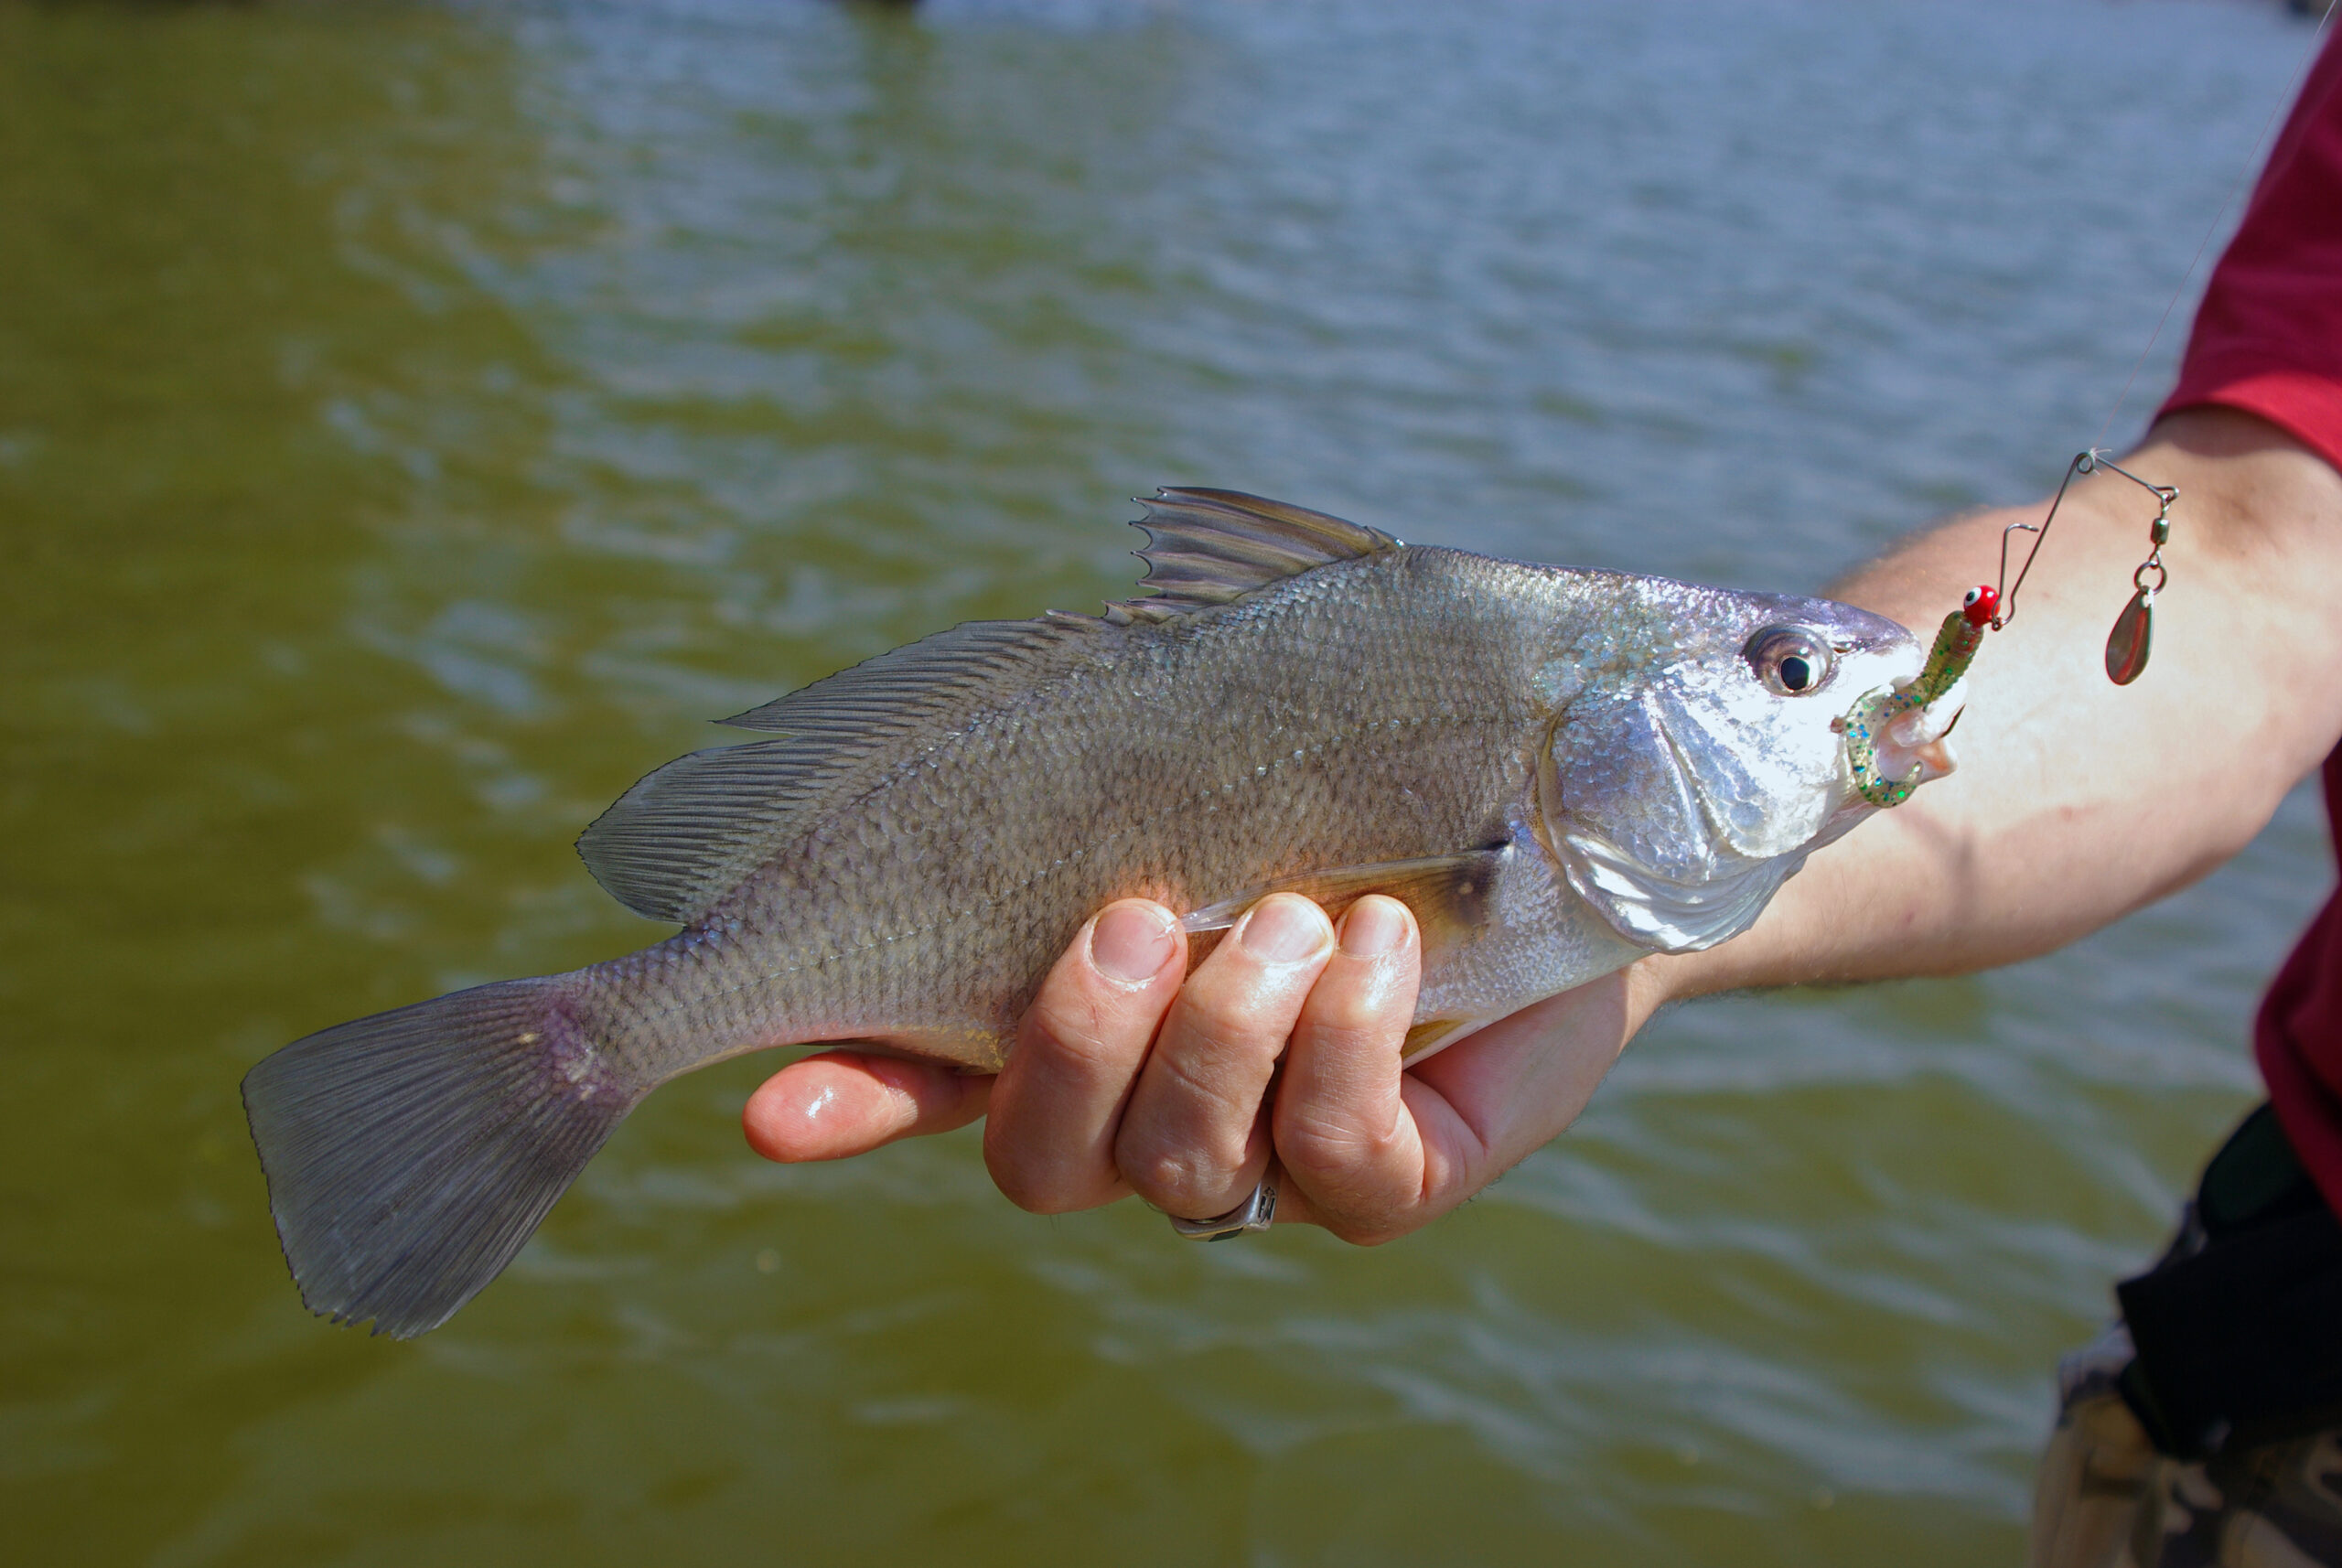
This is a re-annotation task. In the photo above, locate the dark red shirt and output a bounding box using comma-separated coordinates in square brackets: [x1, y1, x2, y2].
[2160, 27, 2342, 1214]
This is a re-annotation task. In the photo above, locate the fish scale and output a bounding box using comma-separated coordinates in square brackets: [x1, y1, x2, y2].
[689, 552, 1536, 1052]
[243, 488, 1928, 1337]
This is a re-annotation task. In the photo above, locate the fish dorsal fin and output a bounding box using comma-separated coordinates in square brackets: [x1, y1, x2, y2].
[1107, 487, 1400, 621]
[581, 616, 1096, 923]
[714, 617, 1081, 735]
[579, 489, 1398, 926]
[717, 489, 1393, 734]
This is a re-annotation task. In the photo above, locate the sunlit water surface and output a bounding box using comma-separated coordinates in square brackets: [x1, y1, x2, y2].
[3, 1, 2331, 1563]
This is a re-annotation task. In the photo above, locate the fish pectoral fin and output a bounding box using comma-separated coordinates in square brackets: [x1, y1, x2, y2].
[1177, 846, 1510, 958]
[1402, 1015, 1494, 1063]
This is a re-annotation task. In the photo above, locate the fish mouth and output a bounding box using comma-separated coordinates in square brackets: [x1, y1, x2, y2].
[1885, 691, 1961, 783]
[1841, 672, 1964, 807]
[1880, 666, 1964, 783]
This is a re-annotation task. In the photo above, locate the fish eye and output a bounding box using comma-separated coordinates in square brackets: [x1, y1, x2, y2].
[1743, 626, 1834, 697]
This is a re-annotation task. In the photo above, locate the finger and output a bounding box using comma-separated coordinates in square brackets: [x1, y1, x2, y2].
[1281, 965, 1652, 1241]
[1116, 892, 1334, 1221]
[1273, 895, 1426, 1241]
[1397, 970, 1643, 1208]
[984, 899, 1184, 1213]
[743, 1051, 992, 1163]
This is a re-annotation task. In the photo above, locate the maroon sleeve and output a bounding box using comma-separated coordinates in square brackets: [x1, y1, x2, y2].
[2158, 27, 2342, 472]
[2175, 29, 2342, 1214]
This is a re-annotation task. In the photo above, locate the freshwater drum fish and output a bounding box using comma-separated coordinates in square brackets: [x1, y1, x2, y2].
[243, 489, 1958, 1337]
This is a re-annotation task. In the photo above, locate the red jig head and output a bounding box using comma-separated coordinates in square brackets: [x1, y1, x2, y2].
[1961, 585, 1999, 627]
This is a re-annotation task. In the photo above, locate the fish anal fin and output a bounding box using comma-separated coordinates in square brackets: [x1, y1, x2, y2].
[1177, 847, 1509, 965]
[800, 1027, 1012, 1077]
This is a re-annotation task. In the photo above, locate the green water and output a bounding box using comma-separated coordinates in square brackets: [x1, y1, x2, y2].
[3, 1, 2329, 1563]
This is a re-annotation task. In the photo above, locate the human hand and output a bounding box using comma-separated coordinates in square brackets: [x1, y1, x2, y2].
[743, 893, 1666, 1241]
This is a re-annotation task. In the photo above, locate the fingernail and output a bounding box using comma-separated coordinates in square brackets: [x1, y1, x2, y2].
[1090, 904, 1174, 983]
[1340, 897, 1406, 958]
[1239, 896, 1327, 964]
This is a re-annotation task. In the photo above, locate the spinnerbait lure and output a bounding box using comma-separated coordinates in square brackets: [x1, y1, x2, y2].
[1841, 448, 2180, 809]
[1837, 0, 2337, 806]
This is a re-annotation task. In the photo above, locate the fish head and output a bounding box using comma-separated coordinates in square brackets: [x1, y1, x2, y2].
[1536, 584, 1940, 952]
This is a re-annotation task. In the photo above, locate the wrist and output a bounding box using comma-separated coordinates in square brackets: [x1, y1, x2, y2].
[1620, 951, 1692, 1033]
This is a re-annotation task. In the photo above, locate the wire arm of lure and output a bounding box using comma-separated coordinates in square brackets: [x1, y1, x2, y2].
[1993, 453, 2083, 629]
[1995, 449, 2177, 630]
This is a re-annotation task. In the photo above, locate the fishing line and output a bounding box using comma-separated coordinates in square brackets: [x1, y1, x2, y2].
[1847, 8, 2337, 808]
[2093, 2, 2338, 454]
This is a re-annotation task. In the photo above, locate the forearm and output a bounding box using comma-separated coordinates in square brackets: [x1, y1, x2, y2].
[1653, 406, 2342, 1002]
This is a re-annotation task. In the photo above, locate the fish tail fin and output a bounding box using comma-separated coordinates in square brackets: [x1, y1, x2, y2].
[242, 975, 640, 1338]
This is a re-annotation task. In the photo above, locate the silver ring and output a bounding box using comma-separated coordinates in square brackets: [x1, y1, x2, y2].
[1166, 1169, 1278, 1241]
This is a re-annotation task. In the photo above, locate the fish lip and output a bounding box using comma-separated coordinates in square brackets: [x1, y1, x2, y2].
[1834, 665, 1965, 809]
[1881, 682, 1963, 786]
